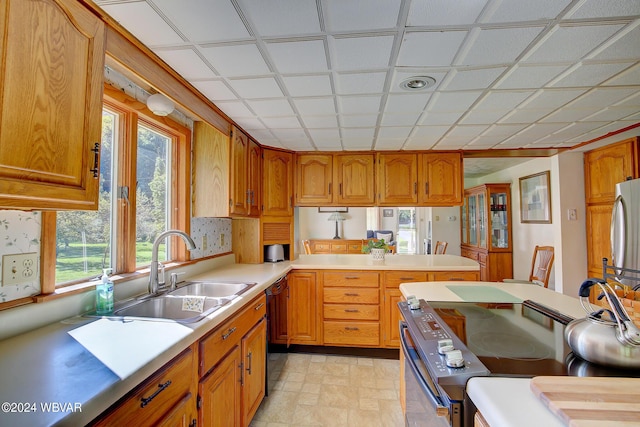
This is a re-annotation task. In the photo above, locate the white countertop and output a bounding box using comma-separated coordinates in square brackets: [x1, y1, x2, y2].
[291, 254, 479, 271]
[399, 280, 587, 427]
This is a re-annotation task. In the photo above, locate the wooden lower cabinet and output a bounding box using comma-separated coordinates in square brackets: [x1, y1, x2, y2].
[199, 346, 242, 427]
[93, 346, 197, 427]
[242, 319, 267, 426]
[474, 410, 491, 427]
[288, 271, 320, 344]
[383, 289, 404, 347]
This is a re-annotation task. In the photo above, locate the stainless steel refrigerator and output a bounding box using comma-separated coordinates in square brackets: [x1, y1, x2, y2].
[611, 178, 640, 288]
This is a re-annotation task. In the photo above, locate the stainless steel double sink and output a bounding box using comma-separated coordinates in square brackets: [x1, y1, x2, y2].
[95, 281, 256, 324]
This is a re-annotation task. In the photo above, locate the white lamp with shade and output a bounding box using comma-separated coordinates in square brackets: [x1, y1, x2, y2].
[328, 212, 346, 239]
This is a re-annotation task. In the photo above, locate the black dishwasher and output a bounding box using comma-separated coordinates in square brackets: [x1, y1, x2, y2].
[264, 275, 288, 394]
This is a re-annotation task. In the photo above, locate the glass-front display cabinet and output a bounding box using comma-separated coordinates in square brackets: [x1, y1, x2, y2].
[460, 183, 513, 281]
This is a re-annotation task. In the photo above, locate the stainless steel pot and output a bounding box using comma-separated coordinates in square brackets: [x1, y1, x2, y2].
[564, 279, 640, 369]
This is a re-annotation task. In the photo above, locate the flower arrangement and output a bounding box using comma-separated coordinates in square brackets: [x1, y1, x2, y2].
[362, 239, 389, 254]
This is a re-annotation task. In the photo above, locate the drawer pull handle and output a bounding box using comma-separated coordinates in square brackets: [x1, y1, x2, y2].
[448, 278, 463, 281]
[222, 327, 237, 340]
[399, 277, 415, 280]
[344, 293, 359, 296]
[345, 327, 359, 331]
[344, 309, 359, 313]
[254, 303, 265, 311]
[345, 276, 360, 279]
[140, 380, 171, 408]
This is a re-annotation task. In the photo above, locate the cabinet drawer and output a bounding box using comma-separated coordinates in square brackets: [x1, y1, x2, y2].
[323, 321, 380, 346]
[347, 243, 363, 253]
[431, 271, 479, 281]
[330, 243, 347, 253]
[384, 271, 428, 288]
[323, 304, 379, 320]
[323, 271, 379, 288]
[95, 347, 195, 427]
[461, 249, 478, 261]
[200, 294, 266, 377]
[323, 287, 379, 304]
[314, 243, 331, 253]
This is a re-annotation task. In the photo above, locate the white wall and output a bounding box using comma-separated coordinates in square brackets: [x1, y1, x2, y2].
[465, 153, 587, 295]
[297, 207, 368, 241]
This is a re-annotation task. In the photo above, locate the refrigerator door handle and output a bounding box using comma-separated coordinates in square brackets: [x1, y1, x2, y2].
[611, 194, 626, 270]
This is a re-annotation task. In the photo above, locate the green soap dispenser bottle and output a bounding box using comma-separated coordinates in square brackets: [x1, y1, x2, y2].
[96, 268, 114, 315]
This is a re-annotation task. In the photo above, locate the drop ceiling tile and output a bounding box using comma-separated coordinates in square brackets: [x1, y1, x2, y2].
[549, 121, 611, 139]
[524, 24, 624, 63]
[384, 94, 431, 113]
[266, 40, 328, 74]
[518, 89, 587, 109]
[200, 44, 270, 76]
[324, 0, 402, 32]
[411, 125, 451, 140]
[343, 141, 376, 150]
[154, 0, 249, 42]
[155, 48, 217, 79]
[397, 31, 468, 67]
[227, 78, 284, 99]
[259, 116, 301, 128]
[308, 129, 341, 142]
[100, 2, 183, 46]
[495, 65, 569, 89]
[341, 114, 379, 128]
[341, 128, 376, 140]
[481, 123, 529, 138]
[551, 63, 634, 88]
[375, 139, 406, 150]
[446, 125, 489, 138]
[441, 67, 506, 91]
[237, 0, 320, 37]
[282, 75, 333, 97]
[381, 113, 422, 126]
[335, 73, 387, 95]
[235, 118, 265, 130]
[420, 111, 464, 125]
[248, 129, 276, 141]
[592, 24, 640, 61]
[315, 143, 345, 151]
[603, 63, 640, 86]
[192, 80, 237, 101]
[466, 135, 507, 148]
[565, 0, 640, 19]
[499, 108, 550, 123]
[403, 137, 438, 150]
[540, 107, 605, 122]
[481, 0, 571, 22]
[407, 0, 487, 26]
[301, 116, 339, 128]
[332, 36, 395, 71]
[338, 96, 383, 115]
[293, 98, 337, 115]
[459, 27, 544, 66]
[245, 99, 295, 116]
[281, 140, 316, 150]
[215, 100, 255, 117]
[390, 70, 448, 93]
[271, 128, 308, 140]
[568, 87, 638, 109]
[459, 109, 510, 125]
[377, 127, 413, 139]
[475, 91, 534, 110]
[610, 91, 640, 108]
[428, 91, 484, 112]
[433, 138, 466, 149]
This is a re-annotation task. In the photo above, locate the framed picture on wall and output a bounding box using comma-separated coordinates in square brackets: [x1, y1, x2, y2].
[383, 209, 393, 217]
[519, 171, 551, 224]
[318, 207, 348, 213]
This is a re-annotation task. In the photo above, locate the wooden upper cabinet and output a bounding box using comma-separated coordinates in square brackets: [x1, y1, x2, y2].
[376, 153, 418, 205]
[419, 152, 463, 206]
[335, 154, 375, 205]
[230, 127, 250, 216]
[584, 138, 639, 204]
[0, 0, 105, 210]
[295, 154, 333, 205]
[263, 149, 293, 216]
[192, 122, 230, 217]
[248, 140, 262, 217]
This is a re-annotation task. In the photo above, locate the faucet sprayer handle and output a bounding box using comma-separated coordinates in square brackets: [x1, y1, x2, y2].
[170, 272, 186, 290]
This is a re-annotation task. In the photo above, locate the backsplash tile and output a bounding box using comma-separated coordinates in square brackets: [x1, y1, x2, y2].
[190, 217, 232, 259]
[0, 211, 41, 302]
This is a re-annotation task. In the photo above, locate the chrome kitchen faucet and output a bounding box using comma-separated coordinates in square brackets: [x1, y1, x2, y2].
[148, 230, 196, 295]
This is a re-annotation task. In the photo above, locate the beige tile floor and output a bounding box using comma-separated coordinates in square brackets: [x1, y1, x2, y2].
[250, 352, 403, 427]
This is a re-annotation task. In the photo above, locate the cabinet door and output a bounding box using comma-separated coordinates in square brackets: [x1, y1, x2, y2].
[584, 138, 638, 204]
[156, 393, 196, 427]
[263, 149, 293, 216]
[248, 140, 262, 217]
[419, 152, 463, 206]
[586, 204, 613, 276]
[377, 153, 418, 205]
[192, 122, 230, 217]
[0, 0, 105, 210]
[335, 154, 375, 205]
[268, 286, 288, 344]
[230, 127, 249, 216]
[242, 318, 266, 427]
[295, 154, 333, 205]
[383, 289, 403, 348]
[199, 346, 242, 427]
[288, 272, 318, 344]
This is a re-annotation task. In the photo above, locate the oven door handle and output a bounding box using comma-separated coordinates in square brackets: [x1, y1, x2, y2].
[399, 322, 449, 418]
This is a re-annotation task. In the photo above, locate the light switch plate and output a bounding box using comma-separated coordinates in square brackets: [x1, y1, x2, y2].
[2, 253, 39, 286]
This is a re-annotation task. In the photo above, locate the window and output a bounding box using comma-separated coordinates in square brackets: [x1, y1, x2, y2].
[50, 88, 191, 287]
[397, 207, 417, 254]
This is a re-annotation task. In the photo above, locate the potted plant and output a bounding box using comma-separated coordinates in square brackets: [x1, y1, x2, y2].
[362, 239, 389, 261]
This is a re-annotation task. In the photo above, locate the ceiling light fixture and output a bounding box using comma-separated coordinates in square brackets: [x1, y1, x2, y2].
[146, 93, 175, 116]
[400, 76, 436, 91]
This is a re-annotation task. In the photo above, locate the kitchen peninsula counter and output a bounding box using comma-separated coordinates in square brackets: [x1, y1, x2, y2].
[290, 253, 480, 271]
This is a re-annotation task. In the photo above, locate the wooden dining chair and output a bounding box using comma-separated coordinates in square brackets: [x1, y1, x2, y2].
[505, 245, 555, 288]
[434, 241, 448, 254]
[302, 239, 312, 254]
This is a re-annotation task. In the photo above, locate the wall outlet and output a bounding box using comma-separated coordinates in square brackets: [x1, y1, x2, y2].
[2, 253, 39, 286]
[568, 208, 577, 221]
[220, 233, 225, 246]
[202, 235, 208, 252]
